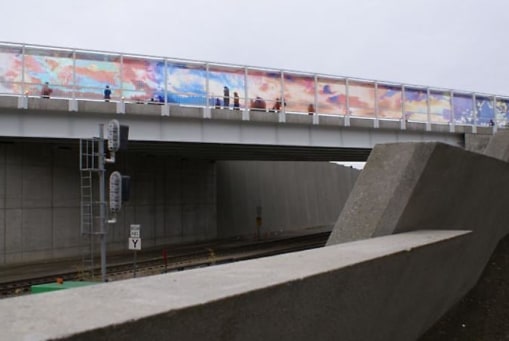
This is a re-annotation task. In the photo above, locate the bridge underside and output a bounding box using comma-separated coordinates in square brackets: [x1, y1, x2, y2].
[0, 137, 371, 162]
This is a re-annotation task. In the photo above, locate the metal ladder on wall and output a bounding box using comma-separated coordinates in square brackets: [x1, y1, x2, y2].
[79, 138, 100, 279]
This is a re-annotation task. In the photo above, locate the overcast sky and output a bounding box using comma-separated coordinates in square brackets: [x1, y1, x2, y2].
[1, 0, 508, 96]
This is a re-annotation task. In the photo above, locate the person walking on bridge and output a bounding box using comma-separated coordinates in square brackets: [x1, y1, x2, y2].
[233, 92, 240, 110]
[223, 86, 230, 108]
[41, 82, 52, 99]
[104, 85, 111, 102]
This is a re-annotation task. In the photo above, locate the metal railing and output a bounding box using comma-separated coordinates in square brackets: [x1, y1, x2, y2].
[0, 41, 508, 128]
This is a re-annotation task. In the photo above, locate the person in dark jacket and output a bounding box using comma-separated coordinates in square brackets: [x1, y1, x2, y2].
[41, 82, 52, 99]
[223, 86, 230, 108]
[233, 92, 240, 110]
[104, 85, 112, 102]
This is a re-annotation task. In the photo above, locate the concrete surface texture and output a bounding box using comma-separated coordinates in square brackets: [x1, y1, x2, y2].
[0, 140, 217, 265]
[216, 161, 359, 238]
[0, 137, 358, 265]
[420, 232, 509, 340]
[327, 139, 509, 337]
[483, 128, 509, 162]
[327, 141, 509, 244]
[464, 131, 492, 154]
[0, 229, 471, 341]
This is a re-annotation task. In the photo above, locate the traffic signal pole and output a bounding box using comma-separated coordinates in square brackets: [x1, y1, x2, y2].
[98, 124, 107, 283]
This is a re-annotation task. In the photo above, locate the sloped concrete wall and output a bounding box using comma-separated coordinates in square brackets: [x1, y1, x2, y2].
[327, 140, 509, 337]
[327, 141, 509, 244]
[216, 161, 359, 238]
[483, 129, 509, 162]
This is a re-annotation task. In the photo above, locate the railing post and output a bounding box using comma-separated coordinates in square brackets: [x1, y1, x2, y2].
[449, 91, 455, 133]
[243, 67, 249, 121]
[119, 54, 124, 102]
[21, 44, 26, 97]
[204, 63, 210, 119]
[492, 96, 497, 133]
[345, 78, 350, 127]
[69, 50, 78, 112]
[472, 93, 477, 133]
[279, 71, 286, 123]
[374, 82, 379, 128]
[162, 59, 169, 116]
[313, 75, 319, 125]
[18, 44, 28, 109]
[426, 88, 431, 131]
[401, 85, 407, 130]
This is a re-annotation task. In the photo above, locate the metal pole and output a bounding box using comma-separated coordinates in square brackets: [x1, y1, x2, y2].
[426, 88, 431, 130]
[72, 50, 76, 101]
[472, 93, 477, 126]
[492, 96, 497, 127]
[21, 44, 26, 96]
[280, 72, 285, 112]
[374, 82, 379, 119]
[374, 82, 379, 128]
[345, 78, 350, 115]
[164, 59, 168, 105]
[119, 55, 124, 100]
[314, 74, 318, 114]
[450, 91, 454, 125]
[401, 85, 406, 119]
[98, 124, 107, 282]
[205, 63, 210, 114]
[244, 68, 249, 112]
[426, 88, 431, 123]
[133, 250, 137, 278]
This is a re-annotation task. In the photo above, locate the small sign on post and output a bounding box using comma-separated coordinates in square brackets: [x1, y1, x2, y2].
[128, 224, 141, 277]
[128, 237, 141, 250]
[130, 224, 140, 239]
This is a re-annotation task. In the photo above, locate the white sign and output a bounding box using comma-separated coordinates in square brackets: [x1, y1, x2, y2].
[130, 224, 140, 238]
[128, 238, 141, 250]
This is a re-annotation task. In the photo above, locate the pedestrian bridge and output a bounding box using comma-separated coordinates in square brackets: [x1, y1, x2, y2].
[0, 41, 504, 160]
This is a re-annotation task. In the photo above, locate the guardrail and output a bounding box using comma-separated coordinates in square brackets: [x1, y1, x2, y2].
[0, 41, 507, 129]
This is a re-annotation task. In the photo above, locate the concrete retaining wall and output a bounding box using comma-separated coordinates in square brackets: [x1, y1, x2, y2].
[216, 161, 359, 238]
[0, 140, 216, 265]
[0, 230, 470, 341]
[0, 140, 358, 265]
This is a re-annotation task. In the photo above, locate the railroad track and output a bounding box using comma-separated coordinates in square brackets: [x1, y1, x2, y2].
[0, 232, 329, 298]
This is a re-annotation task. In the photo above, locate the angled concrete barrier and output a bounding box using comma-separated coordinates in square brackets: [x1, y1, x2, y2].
[328, 141, 509, 244]
[484, 129, 509, 162]
[326, 140, 509, 337]
[0, 230, 470, 341]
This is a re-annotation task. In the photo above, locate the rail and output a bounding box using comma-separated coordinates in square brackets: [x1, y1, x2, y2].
[0, 232, 329, 298]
